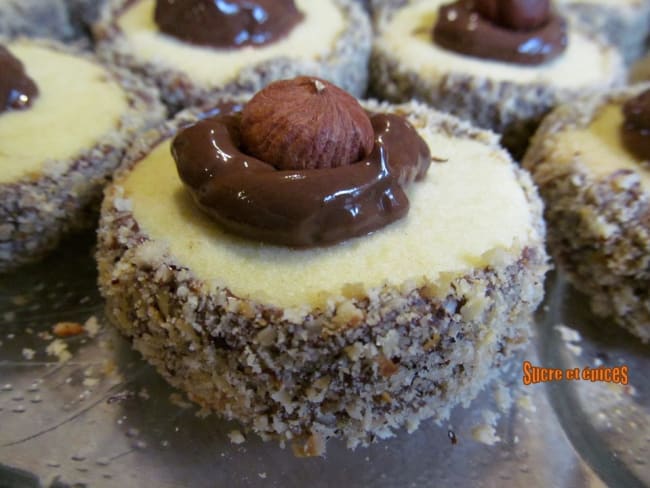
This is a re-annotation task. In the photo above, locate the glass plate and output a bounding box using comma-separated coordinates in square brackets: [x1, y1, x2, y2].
[538, 274, 650, 488]
[0, 231, 636, 487]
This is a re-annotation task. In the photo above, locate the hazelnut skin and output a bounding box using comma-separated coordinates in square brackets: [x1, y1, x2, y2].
[240, 77, 375, 171]
[474, 0, 550, 31]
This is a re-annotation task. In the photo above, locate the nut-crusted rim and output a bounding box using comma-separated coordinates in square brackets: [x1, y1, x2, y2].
[0, 0, 74, 40]
[523, 83, 650, 342]
[369, 1, 625, 157]
[557, 1, 650, 65]
[93, 0, 372, 110]
[97, 98, 548, 453]
[65, 0, 108, 32]
[0, 37, 166, 273]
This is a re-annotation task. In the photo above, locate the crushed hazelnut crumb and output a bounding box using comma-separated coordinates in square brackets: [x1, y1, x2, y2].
[53, 321, 85, 337]
[83, 316, 101, 337]
[45, 339, 71, 363]
[21, 348, 36, 360]
[377, 356, 399, 377]
[291, 433, 325, 457]
[228, 430, 246, 445]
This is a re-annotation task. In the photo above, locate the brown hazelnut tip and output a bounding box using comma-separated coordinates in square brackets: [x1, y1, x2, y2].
[475, 0, 550, 31]
[240, 76, 375, 171]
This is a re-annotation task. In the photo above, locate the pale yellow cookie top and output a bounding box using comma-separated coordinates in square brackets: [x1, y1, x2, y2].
[116, 0, 344, 86]
[0, 42, 128, 183]
[118, 127, 539, 309]
[549, 104, 650, 190]
[377, 0, 620, 87]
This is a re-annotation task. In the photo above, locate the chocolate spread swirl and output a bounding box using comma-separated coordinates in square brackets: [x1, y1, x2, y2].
[433, 0, 567, 65]
[622, 89, 650, 161]
[154, 0, 303, 48]
[0, 45, 38, 113]
[173, 111, 432, 247]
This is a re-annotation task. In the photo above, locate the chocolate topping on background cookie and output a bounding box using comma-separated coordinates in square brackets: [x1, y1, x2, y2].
[622, 89, 650, 161]
[0, 45, 38, 113]
[433, 0, 567, 65]
[154, 0, 304, 48]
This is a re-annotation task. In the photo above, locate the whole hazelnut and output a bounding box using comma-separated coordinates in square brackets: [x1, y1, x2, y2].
[240, 77, 375, 171]
[474, 0, 550, 31]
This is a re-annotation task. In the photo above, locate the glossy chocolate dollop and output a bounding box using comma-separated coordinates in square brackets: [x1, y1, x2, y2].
[433, 0, 567, 65]
[0, 45, 38, 113]
[622, 89, 650, 161]
[173, 110, 432, 247]
[154, 0, 303, 48]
